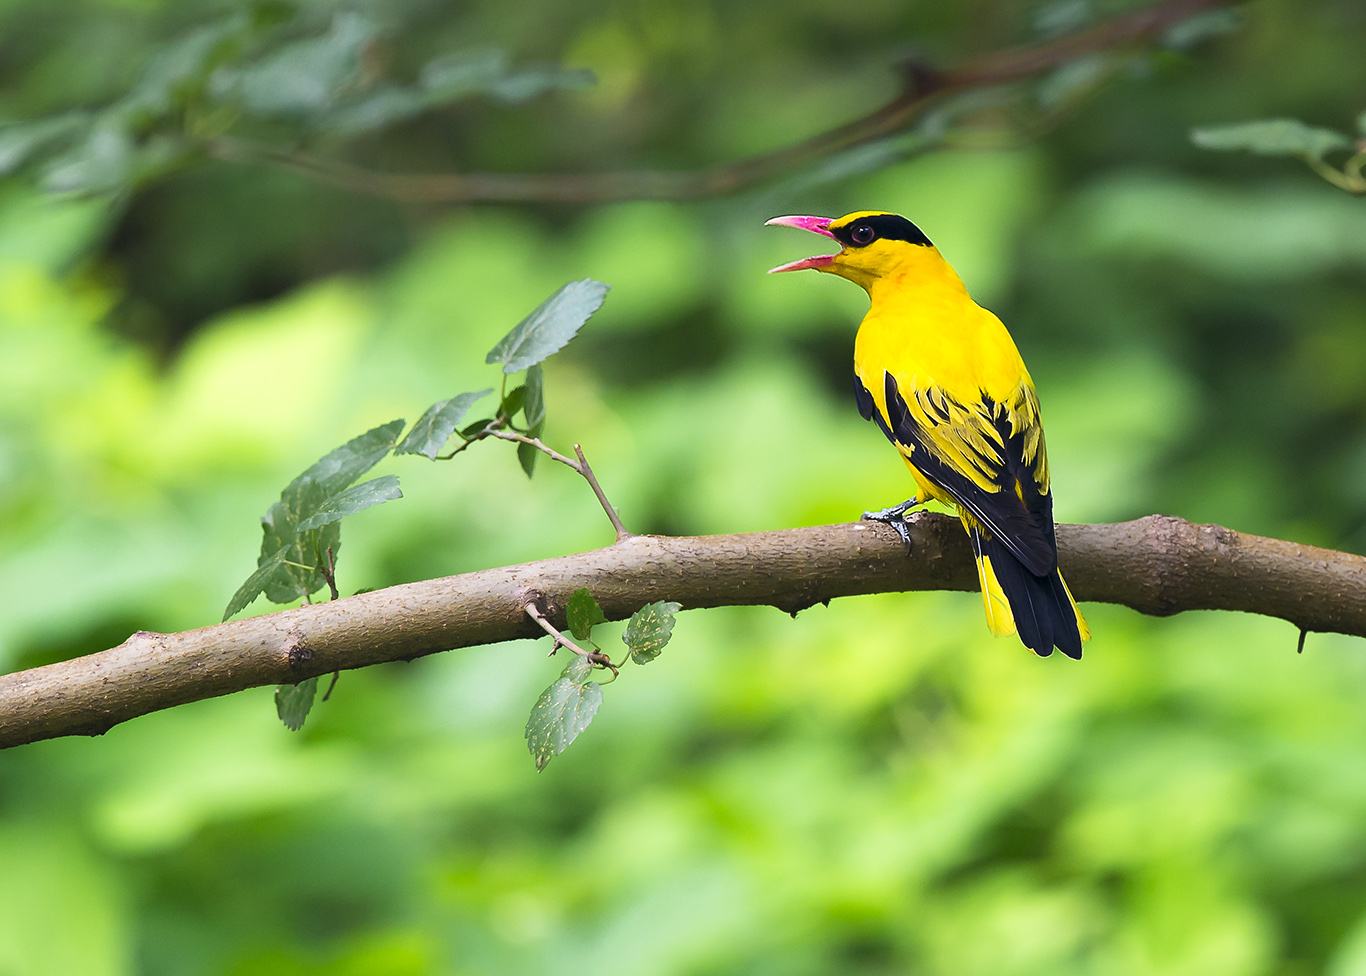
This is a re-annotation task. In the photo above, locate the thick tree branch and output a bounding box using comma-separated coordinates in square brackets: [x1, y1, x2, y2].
[205, 0, 1231, 204]
[0, 512, 1361, 750]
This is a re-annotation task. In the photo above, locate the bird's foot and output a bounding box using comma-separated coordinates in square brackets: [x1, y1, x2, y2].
[861, 497, 921, 554]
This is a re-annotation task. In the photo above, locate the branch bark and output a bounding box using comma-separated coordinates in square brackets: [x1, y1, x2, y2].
[0, 512, 1361, 750]
[205, 0, 1231, 204]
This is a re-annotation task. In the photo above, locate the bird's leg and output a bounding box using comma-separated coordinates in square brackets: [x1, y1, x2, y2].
[861, 496, 922, 553]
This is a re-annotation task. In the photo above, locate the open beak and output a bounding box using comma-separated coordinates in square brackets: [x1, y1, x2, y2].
[764, 215, 837, 273]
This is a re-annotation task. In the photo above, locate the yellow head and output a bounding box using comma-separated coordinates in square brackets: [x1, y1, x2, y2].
[765, 210, 947, 292]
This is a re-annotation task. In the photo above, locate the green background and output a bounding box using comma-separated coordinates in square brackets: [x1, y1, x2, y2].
[2, 0, 1365, 973]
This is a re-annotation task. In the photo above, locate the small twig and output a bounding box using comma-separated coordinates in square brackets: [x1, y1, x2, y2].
[322, 546, 339, 602]
[489, 431, 631, 541]
[1297, 628, 1310, 655]
[322, 671, 341, 700]
[573, 444, 630, 542]
[524, 602, 619, 676]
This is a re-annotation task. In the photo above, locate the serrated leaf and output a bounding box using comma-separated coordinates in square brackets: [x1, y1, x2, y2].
[518, 419, 544, 478]
[566, 587, 606, 641]
[249, 420, 403, 605]
[623, 600, 682, 664]
[485, 279, 609, 373]
[275, 677, 318, 731]
[523, 364, 545, 427]
[500, 385, 527, 419]
[296, 475, 401, 531]
[222, 547, 287, 620]
[395, 388, 492, 459]
[288, 419, 404, 497]
[1191, 119, 1351, 161]
[524, 656, 602, 771]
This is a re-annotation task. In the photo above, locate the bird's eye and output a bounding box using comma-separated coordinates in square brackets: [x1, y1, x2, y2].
[850, 224, 876, 246]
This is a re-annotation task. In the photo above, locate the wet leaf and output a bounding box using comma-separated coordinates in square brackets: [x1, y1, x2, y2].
[275, 677, 318, 731]
[566, 587, 606, 642]
[525, 656, 602, 771]
[622, 601, 682, 664]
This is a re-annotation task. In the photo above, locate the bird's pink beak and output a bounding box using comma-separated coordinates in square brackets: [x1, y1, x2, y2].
[765, 215, 837, 273]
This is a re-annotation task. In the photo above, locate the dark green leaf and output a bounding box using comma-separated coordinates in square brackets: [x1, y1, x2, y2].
[275, 677, 318, 731]
[518, 419, 544, 478]
[1191, 119, 1351, 160]
[222, 547, 287, 620]
[459, 417, 494, 439]
[500, 385, 527, 420]
[296, 475, 401, 531]
[524, 656, 602, 771]
[566, 588, 606, 642]
[523, 364, 545, 427]
[288, 419, 404, 497]
[622, 601, 682, 664]
[395, 388, 492, 459]
[485, 279, 609, 374]
[250, 420, 403, 605]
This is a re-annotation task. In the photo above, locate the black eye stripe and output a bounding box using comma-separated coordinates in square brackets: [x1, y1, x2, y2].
[832, 213, 933, 248]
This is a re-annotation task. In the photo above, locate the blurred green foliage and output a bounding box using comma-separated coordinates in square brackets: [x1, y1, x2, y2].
[2, 0, 1366, 973]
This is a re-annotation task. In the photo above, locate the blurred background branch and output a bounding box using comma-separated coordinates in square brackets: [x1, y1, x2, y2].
[1, 512, 1362, 750]
[201, 0, 1235, 204]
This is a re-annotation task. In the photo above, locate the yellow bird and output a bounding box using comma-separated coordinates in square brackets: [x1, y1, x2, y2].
[767, 210, 1089, 659]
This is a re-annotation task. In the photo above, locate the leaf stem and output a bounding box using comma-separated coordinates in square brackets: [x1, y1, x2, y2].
[524, 602, 619, 675]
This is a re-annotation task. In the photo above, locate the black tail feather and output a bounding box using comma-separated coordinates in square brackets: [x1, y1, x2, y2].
[980, 533, 1082, 660]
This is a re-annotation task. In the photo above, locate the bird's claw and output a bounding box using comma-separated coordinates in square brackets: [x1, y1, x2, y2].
[861, 497, 920, 555]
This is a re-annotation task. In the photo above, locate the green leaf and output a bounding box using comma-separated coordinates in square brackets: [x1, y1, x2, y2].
[421, 49, 594, 105]
[459, 417, 494, 439]
[523, 364, 545, 427]
[40, 123, 135, 194]
[483, 66, 595, 103]
[251, 419, 403, 605]
[1191, 119, 1352, 161]
[0, 114, 87, 175]
[622, 600, 682, 664]
[288, 419, 404, 497]
[395, 388, 492, 459]
[222, 547, 287, 620]
[275, 677, 319, 731]
[1357, 111, 1366, 137]
[518, 419, 544, 478]
[500, 385, 527, 420]
[485, 279, 609, 374]
[566, 587, 606, 642]
[296, 475, 402, 531]
[214, 12, 377, 116]
[524, 656, 602, 771]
